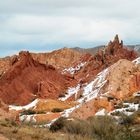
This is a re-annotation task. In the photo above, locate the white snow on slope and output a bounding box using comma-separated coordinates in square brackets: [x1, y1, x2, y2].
[133, 57, 140, 64]
[9, 99, 39, 111]
[133, 91, 140, 97]
[109, 103, 139, 116]
[59, 68, 108, 118]
[60, 68, 108, 103]
[59, 84, 80, 101]
[44, 68, 109, 127]
[62, 62, 86, 74]
[95, 109, 106, 116]
[78, 68, 108, 103]
[20, 114, 36, 123]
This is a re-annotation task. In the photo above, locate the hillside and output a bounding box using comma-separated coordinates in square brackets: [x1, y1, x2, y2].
[0, 51, 76, 105]
[0, 35, 139, 140]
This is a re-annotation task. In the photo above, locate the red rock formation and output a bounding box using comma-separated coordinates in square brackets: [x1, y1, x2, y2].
[70, 97, 114, 120]
[74, 35, 138, 83]
[104, 59, 140, 100]
[31, 47, 82, 69]
[0, 48, 82, 77]
[0, 51, 76, 105]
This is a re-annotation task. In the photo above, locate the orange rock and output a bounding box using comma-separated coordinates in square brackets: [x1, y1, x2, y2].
[31, 47, 82, 69]
[34, 113, 61, 123]
[70, 97, 114, 120]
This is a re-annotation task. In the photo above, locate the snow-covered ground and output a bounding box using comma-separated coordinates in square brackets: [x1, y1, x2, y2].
[59, 84, 80, 101]
[78, 68, 108, 103]
[59, 68, 109, 119]
[20, 114, 36, 123]
[9, 99, 39, 111]
[62, 62, 86, 75]
[60, 68, 108, 104]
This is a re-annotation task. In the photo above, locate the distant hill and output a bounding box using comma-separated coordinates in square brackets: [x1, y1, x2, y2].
[72, 45, 140, 56]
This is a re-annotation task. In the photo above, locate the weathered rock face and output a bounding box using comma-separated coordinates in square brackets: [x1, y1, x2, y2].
[0, 57, 11, 77]
[69, 58, 140, 120]
[103, 59, 140, 100]
[31, 47, 82, 69]
[73, 35, 138, 83]
[0, 51, 76, 105]
[0, 48, 82, 77]
[0, 99, 15, 121]
[70, 97, 114, 120]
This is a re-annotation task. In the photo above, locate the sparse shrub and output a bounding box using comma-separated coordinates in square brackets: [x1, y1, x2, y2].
[87, 115, 123, 140]
[49, 117, 66, 132]
[20, 110, 36, 115]
[58, 94, 65, 98]
[51, 108, 64, 113]
[12, 128, 18, 134]
[126, 108, 136, 112]
[36, 110, 46, 114]
[120, 113, 136, 125]
[115, 102, 124, 109]
[64, 119, 89, 136]
[111, 111, 122, 116]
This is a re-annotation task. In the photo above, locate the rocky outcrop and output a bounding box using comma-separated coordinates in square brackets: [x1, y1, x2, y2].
[74, 35, 138, 83]
[31, 47, 82, 69]
[70, 97, 114, 119]
[102, 59, 140, 100]
[0, 57, 11, 77]
[0, 48, 82, 77]
[0, 51, 76, 105]
[68, 58, 140, 120]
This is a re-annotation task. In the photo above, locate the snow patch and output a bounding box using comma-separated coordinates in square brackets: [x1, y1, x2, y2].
[9, 99, 39, 111]
[62, 62, 86, 74]
[59, 84, 80, 101]
[78, 68, 108, 103]
[133, 91, 140, 97]
[110, 103, 139, 116]
[20, 115, 36, 123]
[95, 109, 106, 116]
[59, 68, 108, 121]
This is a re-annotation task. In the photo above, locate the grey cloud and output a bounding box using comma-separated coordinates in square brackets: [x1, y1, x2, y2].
[0, 0, 140, 57]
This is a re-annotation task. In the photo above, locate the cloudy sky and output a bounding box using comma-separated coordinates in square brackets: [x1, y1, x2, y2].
[0, 0, 140, 57]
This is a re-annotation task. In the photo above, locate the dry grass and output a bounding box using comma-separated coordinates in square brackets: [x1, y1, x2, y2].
[0, 112, 140, 140]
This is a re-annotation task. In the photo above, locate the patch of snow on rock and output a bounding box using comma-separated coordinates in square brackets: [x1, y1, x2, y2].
[133, 91, 140, 97]
[62, 62, 86, 74]
[95, 109, 106, 116]
[78, 68, 108, 103]
[20, 115, 36, 123]
[59, 84, 80, 101]
[9, 99, 39, 111]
